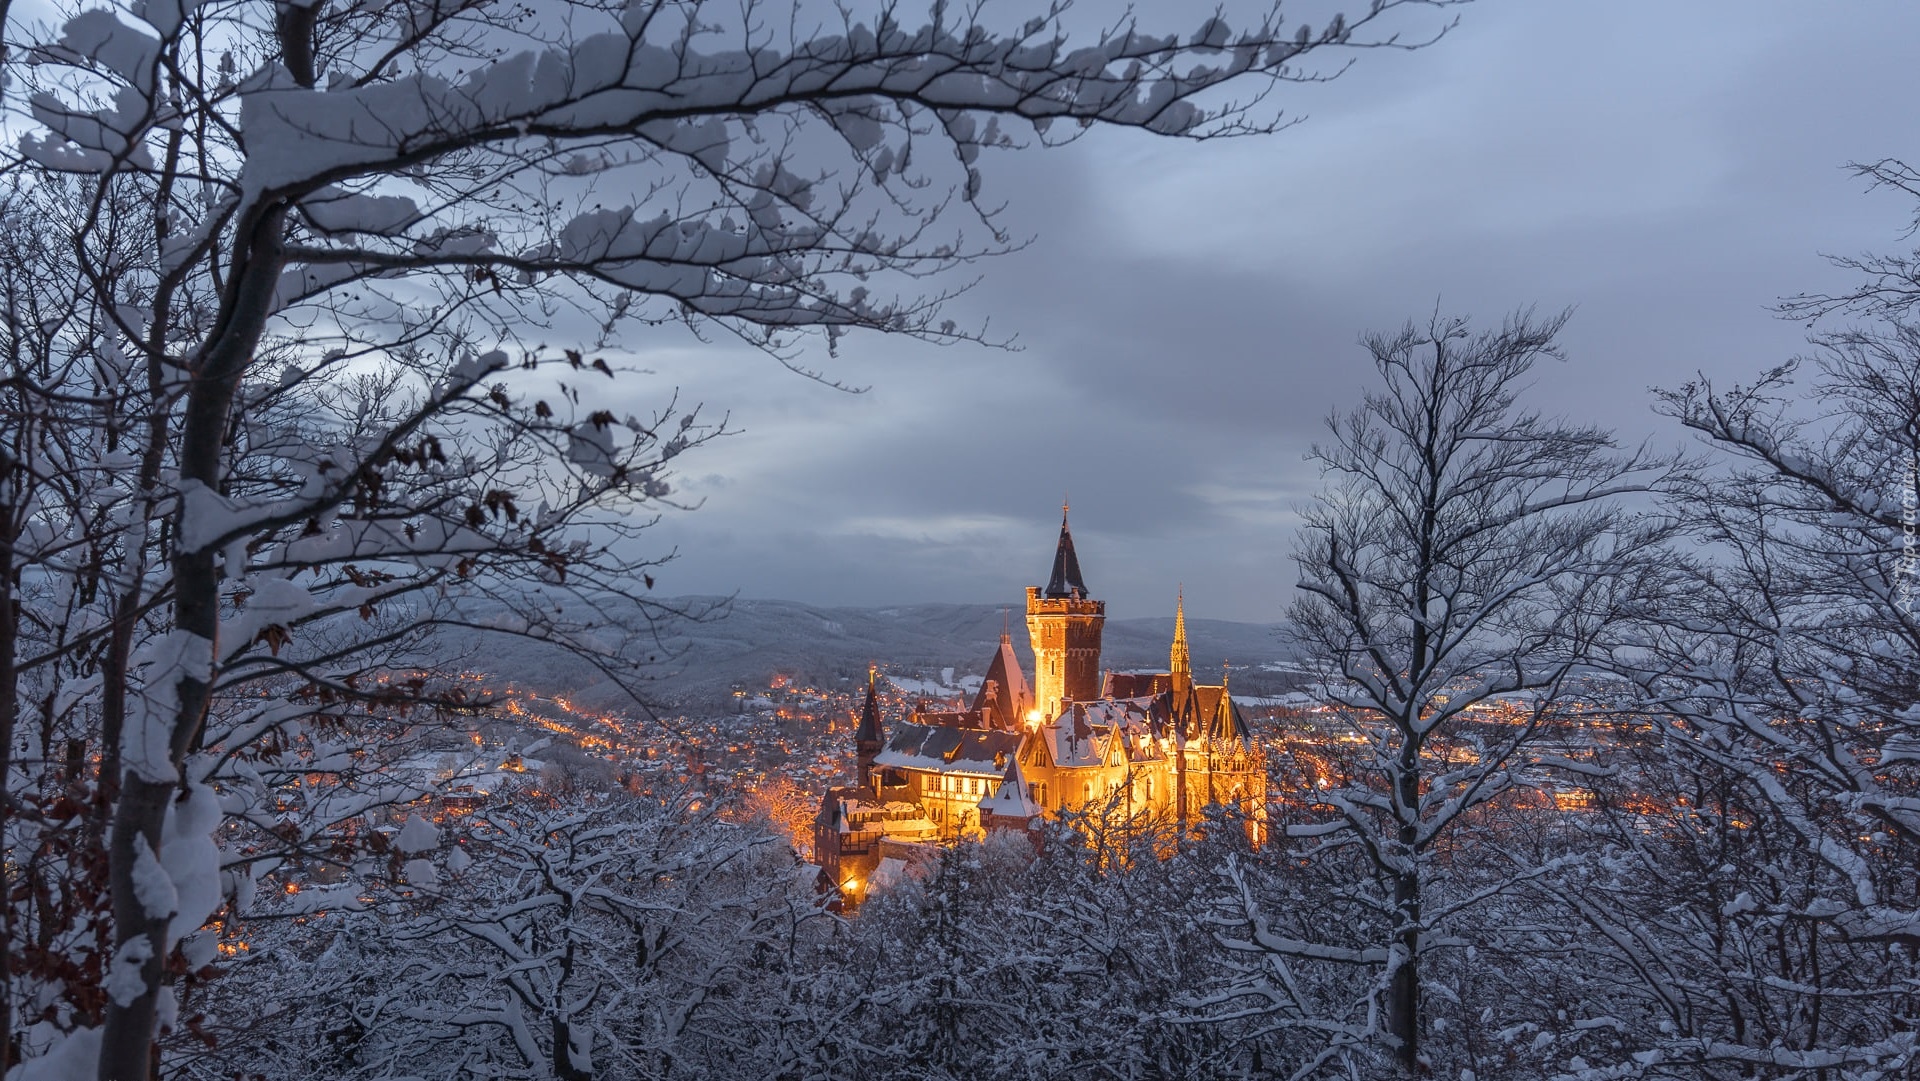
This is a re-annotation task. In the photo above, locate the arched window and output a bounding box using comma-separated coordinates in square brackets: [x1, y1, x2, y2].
[1083, 781, 1093, 804]
[1145, 777, 1154, 803]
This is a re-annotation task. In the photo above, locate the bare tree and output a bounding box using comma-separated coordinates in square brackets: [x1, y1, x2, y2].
[1597, 314, 1920, 1077]
[0, 0, 1466, 1076]
[1781, 158, 1920, 323]
[1249, 310, 1675, 1073]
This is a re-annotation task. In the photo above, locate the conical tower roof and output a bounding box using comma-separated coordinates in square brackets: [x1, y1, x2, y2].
[855, 666, 883, 744]
[1044, 501, 1089, 599]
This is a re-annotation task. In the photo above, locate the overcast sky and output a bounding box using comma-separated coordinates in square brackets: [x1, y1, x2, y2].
[612, 0, 1920, 622]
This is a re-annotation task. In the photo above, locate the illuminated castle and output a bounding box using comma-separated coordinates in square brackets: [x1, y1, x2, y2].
[814, 507, 1267, 897]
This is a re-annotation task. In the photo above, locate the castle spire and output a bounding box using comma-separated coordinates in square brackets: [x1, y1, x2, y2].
[1045, 500, 1088, 599]
[855, 665, 884, 788]
[1171, 587, 1191, 690]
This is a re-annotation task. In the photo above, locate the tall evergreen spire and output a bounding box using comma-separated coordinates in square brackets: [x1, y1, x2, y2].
[1044, 500, 1089, 599]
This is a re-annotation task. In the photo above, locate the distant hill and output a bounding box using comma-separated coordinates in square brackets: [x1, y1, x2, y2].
[430, 596, 1293, 713]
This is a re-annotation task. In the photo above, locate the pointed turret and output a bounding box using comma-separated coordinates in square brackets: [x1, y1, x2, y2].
[978, 755, 1043, 826]
[1170, 588, 1192, 700]
[855, 666, 884, 788]
[1044, 501, 1088, 599]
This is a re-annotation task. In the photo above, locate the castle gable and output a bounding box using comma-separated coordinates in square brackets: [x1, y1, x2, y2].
[978, 756, 1043, 820]
[972, 635, 1033, 728]
[1042, 704, 1105, 769]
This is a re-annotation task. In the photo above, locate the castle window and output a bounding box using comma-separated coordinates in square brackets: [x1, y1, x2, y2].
[1083, 781, 1093, 804]
[1146, 778, 1154, 802]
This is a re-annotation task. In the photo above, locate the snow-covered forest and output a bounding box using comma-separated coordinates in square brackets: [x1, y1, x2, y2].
[2, 0, 1917, 1078]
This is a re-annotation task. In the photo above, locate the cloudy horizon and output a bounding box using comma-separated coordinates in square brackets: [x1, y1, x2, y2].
[596, 0, 1920, 622]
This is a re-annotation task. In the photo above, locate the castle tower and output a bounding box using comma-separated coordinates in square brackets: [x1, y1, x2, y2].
[854, 665, 884, 789]
[1026, 503, 1105, 721]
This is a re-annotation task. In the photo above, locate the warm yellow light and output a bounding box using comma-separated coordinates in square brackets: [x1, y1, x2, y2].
[1025, 709, 1041, 723]
[842, 878, 860, 893]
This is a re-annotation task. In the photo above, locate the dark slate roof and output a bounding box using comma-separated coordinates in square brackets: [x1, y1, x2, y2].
[876, 722, 1024, 776]
[1188, 685, 1225, 731]
[854, 669, 883, 745]
[915, 709, 988, 730]
[1105, 672, 1173, 699]
[1044, 506, 1089, 598]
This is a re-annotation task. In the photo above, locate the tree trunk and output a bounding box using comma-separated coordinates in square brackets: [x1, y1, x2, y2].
[1, 454, 18, 1075]
[552, 1016, 591, 1081]
[1388, 757, 1422, 1073]
[1388, 865, 1422, 1073]
[96, 777, 174, 1081]
[97, 204, 287, 1081]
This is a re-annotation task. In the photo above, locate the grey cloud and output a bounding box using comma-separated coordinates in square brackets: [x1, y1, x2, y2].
[604, 0, 1920, 622]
